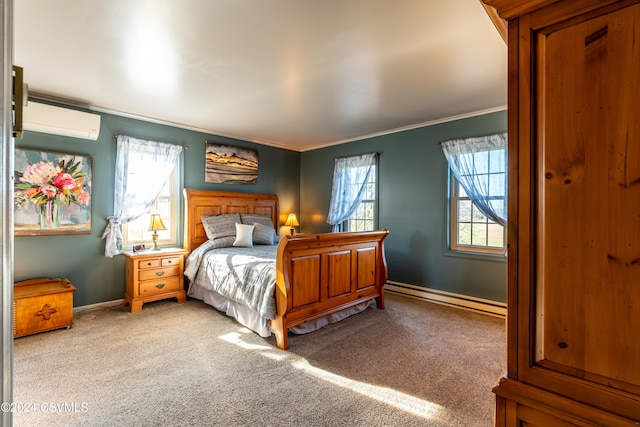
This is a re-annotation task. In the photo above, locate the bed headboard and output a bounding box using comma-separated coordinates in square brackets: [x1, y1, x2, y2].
[183, 189, 279, 253]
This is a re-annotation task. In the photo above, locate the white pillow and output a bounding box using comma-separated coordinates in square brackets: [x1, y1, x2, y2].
[233, 223, 255, 247]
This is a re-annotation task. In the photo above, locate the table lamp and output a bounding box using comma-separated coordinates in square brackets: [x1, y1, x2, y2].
[148, 214, 167, 250]
[284, 213, 299, 236]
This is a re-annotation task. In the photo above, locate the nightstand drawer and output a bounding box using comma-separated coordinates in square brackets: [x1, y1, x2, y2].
[138, 277, 180, 296]
[138, 265, 180, 282]
[161, 256, 181, 267]
[137, 258, 161, 269]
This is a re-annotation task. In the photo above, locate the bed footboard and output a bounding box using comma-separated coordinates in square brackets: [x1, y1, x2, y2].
[272, 229, 389, 350]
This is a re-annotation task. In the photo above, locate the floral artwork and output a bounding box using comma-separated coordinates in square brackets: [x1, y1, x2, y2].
[14, 149, 92, 236]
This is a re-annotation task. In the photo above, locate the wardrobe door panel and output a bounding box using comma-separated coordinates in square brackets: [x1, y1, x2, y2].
[536, 3, 640, 392]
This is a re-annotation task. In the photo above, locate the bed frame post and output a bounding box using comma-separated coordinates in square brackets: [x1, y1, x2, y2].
[273, 237, 290, 350]
[376, 237, 389, 309]
[271, 317, 288, 350]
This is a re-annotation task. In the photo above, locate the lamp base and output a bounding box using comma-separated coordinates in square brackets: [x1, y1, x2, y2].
[151, 232, 160, 250]
[290, 227, 295, 236]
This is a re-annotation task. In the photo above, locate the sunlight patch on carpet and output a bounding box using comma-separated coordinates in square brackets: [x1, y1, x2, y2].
[218, 332, 287, 361]
[292, 360, 441, 420]
[219, 332, 273, 350]
[219, 326, 442, 420]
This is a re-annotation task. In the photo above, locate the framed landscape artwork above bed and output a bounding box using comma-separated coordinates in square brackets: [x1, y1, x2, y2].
[205, 141, 258, 185]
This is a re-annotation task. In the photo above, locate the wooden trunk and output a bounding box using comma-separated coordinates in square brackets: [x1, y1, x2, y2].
[484, 0, 640, 424]
[14, 277, 76, 338]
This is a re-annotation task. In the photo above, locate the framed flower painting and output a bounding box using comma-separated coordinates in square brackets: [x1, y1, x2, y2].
[14, 148, 93, 236]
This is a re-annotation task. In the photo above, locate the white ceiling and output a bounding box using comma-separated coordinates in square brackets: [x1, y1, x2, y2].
[14, 0, 507, 152]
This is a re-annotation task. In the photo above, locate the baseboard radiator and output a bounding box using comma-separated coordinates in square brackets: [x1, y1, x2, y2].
[384, 281, 506, 318]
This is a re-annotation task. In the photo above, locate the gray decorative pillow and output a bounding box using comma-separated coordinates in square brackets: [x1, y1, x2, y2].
[252, 222, 275, 245]
[201, 213, 241, 240]
[240, 213, 273, 228]
[210, 236, 235, 249]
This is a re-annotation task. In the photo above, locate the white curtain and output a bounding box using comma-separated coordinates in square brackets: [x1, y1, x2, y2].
[326, 153, 377, 232]
[441, 133, 507, 226]
[101, 135, 182, 257]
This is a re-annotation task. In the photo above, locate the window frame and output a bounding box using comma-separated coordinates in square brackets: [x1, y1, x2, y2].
[121, 161, 179, 249]
[343, 161, 378, 232]
[448, 160, 506, 257]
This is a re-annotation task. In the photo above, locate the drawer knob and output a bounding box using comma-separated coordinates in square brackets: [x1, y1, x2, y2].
[146, 262, 152, 266]
[155, 284, 165, 289]
[155, 271, 165, 276]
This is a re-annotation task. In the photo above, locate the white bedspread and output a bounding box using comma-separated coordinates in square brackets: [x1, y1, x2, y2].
[184, 241, 277, 320]
[185, 240, 372, 339]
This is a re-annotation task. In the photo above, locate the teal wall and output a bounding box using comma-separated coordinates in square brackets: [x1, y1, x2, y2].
[14, 105, 505, 306]
[300, 110, 507, 302]
[14, 106, 300, 306]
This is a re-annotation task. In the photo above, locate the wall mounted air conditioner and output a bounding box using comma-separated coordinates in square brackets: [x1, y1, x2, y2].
[23, 101, 101, 140]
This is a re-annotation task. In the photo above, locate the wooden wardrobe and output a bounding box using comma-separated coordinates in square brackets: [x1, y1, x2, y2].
[483, 0, 640, 425]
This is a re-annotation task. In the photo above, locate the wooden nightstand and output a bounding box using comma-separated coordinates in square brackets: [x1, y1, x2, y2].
[123, 248, 188, 312]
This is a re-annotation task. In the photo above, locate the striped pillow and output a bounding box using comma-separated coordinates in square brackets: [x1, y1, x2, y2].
[201, 213, 241, 240]
[252, 222, 276, 245]
[240, 213, 273, 228]
[210, 236, 235, 249]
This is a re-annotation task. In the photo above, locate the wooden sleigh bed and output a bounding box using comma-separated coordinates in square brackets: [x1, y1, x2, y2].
[183, 189, 389, 350]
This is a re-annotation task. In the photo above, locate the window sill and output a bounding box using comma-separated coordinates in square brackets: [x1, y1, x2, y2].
[443, 248, 507, 263]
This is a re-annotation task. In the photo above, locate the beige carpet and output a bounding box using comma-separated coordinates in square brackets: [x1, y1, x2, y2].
[13, 293, 505, 426]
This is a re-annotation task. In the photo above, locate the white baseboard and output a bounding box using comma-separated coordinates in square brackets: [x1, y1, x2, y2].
[384, 281, 506, 318]
[73, 285, 507, 318]
[73, 299, 124, 314]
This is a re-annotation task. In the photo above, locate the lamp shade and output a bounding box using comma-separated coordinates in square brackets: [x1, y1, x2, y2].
[148, 214, 167, 232]
[284, 213, 299, 227]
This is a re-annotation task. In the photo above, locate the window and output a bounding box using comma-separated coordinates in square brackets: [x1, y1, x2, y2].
[326, 152, 377, 232]
[122, 165, 178, 248]
[344, 163, 377, 231]
[449, 148, 506, 255]
[102, 135, 182, 257]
